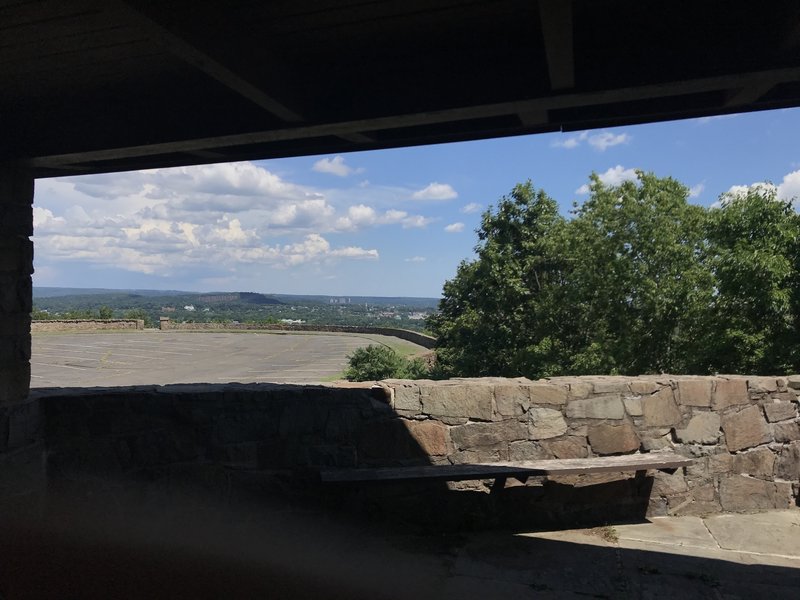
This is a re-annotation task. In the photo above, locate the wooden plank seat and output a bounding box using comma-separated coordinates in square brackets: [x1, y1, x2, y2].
[320, 452, 693, 493]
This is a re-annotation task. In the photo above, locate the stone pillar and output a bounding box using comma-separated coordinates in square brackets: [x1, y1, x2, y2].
[0, 165, 33, 406]
[0, 165, 42, 517]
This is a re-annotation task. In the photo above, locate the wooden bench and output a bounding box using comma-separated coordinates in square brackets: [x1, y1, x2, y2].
[320, 452, 693, 494]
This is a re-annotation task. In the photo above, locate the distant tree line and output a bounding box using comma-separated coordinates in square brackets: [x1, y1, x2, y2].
[427, 173, 800, 378]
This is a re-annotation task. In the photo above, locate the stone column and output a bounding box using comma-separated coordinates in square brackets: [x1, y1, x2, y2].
[0, 165, 42, 517]
[0, 165, 33, 406]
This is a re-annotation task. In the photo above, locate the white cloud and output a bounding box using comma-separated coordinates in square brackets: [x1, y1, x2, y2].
[411, 182, 458, 200]
[777, 170, 800, 202]
[461, 202, 481, 214]
[333, 204, 433, 231]
[587, 131, 630, 151]
[553, 130, 630, 151]
[689, 183, 705, 198]
[312, 155, 362, 177]
[576, 165, 638, 194]
[405, 256, 426, 263]
[444, 222, 465, 233]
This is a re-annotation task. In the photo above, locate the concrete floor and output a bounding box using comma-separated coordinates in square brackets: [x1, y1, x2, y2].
[30, 330, 425, 386]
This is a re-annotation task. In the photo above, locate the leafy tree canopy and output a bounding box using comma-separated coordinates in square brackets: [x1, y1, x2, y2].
[429, 174, 800, 377]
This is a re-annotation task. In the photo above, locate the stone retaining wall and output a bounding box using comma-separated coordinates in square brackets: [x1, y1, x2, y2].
[31, 319, 145, 332]
[159, 318, 435, 348]
[27, 375, 799, 529]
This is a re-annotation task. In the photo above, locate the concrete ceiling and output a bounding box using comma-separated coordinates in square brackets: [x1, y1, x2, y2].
[2, 0, 799, 178]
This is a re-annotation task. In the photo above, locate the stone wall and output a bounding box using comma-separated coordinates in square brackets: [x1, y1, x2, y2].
[31, 319, 145, 332]
[0, 167, 45, 521]
[28, 375, 799, 529]
[159, 318, 436, 348]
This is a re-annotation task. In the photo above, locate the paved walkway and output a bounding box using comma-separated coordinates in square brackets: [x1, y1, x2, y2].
[443, 509, 800, 599]
[30, 330, 425, 386]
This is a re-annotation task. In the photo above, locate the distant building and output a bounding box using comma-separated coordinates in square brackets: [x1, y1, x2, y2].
[183, 305, 195, 311]
[408, 312, 429, 320]
[280, 318, 305, 324]
[161, 306, 176, 312]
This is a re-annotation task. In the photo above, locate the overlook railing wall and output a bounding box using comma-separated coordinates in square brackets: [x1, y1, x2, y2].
[7, 375, 795, 530]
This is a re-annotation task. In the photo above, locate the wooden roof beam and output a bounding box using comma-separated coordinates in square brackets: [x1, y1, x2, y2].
[538, 0, 575, 91]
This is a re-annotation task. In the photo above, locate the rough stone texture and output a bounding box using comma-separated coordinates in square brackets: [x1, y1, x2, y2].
[402, 419, 450, 456]
[749, 377, 779, 393]
[30, 319, 144, 332]
[528, 383, 568, 405]
[652, 469, 689, 495]
[565, 394, 625, 420]
[508, 440, 548, 461]
[641, 387, 682, 427]
[591, 379, 630, 394]
[567, 380, 594, 399]
[674, 412, 720, 444]
[719, 475, 793, 511]
[775, 441, 800, 481]
[527, 407, 568, 439]
[449, 420, 527, 449]
[763, 401, 796, 422]
[392, 384, 421, 412]
[629, 380, 660, 395]
[0, 166, 33, 410]
[773, 421, 800, 443]
[586, 422, 639, 455]
[542, 436, 588, 459]
[721, 405, 772, 452]
[493, 384, 530, 416]
[641, 433, 672, 451]
[713, 378, 750, 410]
[787, 375, 800, 390]
[732, 447, 775, 479]
[622, 396, 643, 416]
[422, 384, 493, 421]
[677, 379, 713, 407]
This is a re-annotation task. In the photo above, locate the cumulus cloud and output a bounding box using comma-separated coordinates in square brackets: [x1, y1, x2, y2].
[411, 182, 458, 200]
[777, 170, 800, 202]
[32, 162, 388, 277]
[689, 183, 705, 198]
[444, 222, 465, 233]
[553, 130, 630, 151]
[333, 204, 433, 231]
[461, 202, 481, 214]
[576, 165, 639, 194]
[312, 155, 362, 177]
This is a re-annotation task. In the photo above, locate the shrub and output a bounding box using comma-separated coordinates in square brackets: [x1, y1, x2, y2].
[344, 345, 431, 381]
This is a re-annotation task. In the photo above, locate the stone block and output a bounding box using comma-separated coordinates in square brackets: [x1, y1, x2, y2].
[449, 419, 527, 449]
[707, 452, 733, 474]
[732, 447, 775, 479]
[450, 446, 508, 464]
[629, 380, 660, 395]
[493, 384, 530, 416]
[763, 401, 796, 422]
[622, 396, 643, 416]
[421, 384, 493, 421]
[713, 378, 750, 410]
[508, 440, 548, 461]
[641, 387, 682, 427]
[591, 379, 630, 394]
[674, 412, 720, 444]
[773, 421, 800, 443]
[641, 433, 672, 451]
[527, 407, 568, 439]
[542, 436, 588, 459]
[775, 441, 800, 480]
[568, 381, 594, 399]
[719, 475, 793, 511]
[586, 422, 639, 455]
[677, 380, 712, 407]
[721, 405, 772, 451]
[787, 375, 800, 390]
[390, 383, 421, 412]
[402, 419, 451, 456]
[749, 378, 778, 393]
[528, 383, 568, 405]
[565, 394, 625, 420]
[652, 469, 688, 496]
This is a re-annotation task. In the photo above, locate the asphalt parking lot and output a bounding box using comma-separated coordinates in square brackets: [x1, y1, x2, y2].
[30, 330, 426, 387]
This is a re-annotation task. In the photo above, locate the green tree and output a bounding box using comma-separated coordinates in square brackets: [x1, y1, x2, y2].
[430, 173, 717, 378]
[343, 345, 430, 381]
[704, 186, 800, 373]
[123, 308, 154, 328]
[97, 305, 114, 319]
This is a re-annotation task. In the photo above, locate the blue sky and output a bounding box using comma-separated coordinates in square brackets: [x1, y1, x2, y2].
[32, 108, 800, 298]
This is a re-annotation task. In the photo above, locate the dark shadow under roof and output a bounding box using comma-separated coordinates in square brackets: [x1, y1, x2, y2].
[2, 0, 799, 177]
